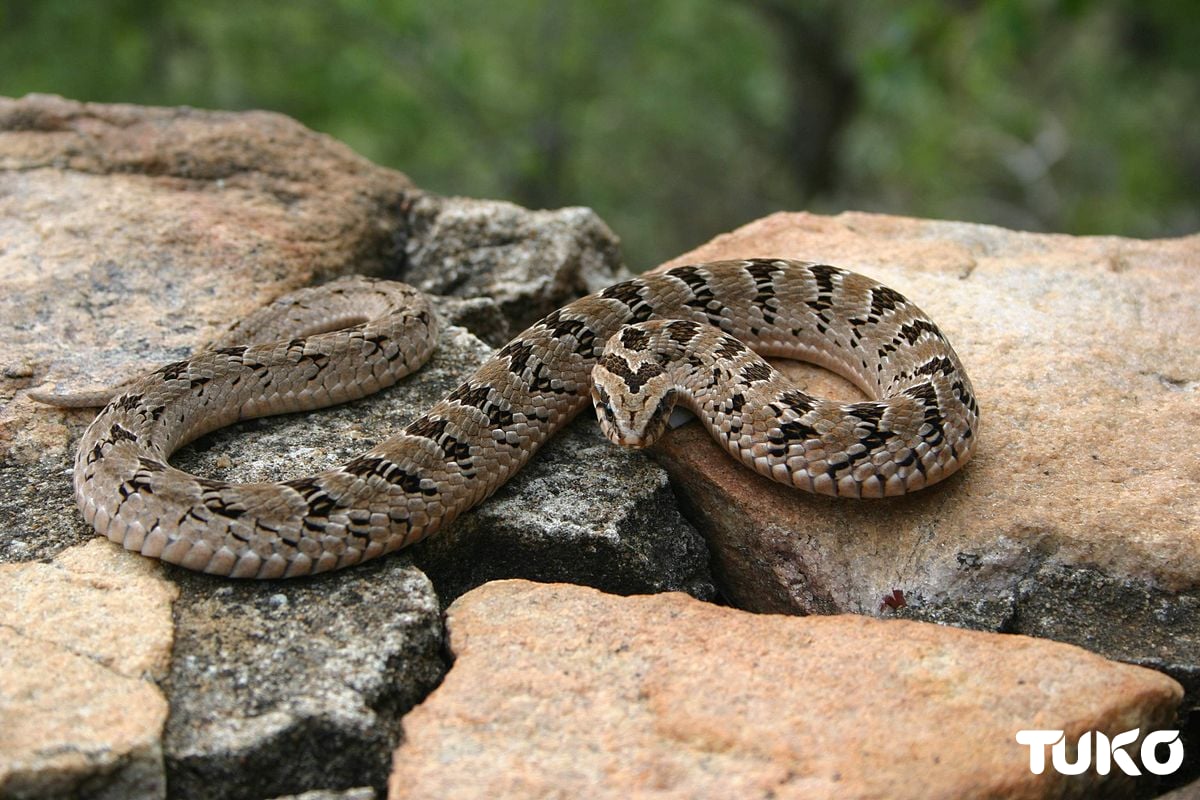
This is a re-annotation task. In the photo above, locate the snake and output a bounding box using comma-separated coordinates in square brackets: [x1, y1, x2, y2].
[36, 259, 979, 579]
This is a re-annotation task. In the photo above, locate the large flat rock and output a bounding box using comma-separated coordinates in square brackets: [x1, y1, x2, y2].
[646, 213, 1199, 711]
[390, 580, 1183, 799]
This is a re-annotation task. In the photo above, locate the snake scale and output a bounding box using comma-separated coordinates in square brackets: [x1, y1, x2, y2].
[47, 259, 979, 579]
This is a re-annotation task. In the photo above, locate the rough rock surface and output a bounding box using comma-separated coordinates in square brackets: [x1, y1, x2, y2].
[1159, 778, 1200, 799]
[391, 580, 1184, 800]
[0, 94, 706, 799]
[647, 214, 1200, 765]
[403, 193, 627, 335]
[163, 558, 442, 800]
[0, 540, 178, 799]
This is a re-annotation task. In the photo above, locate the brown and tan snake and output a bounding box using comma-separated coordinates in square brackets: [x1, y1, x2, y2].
[35, 259, 979, 578]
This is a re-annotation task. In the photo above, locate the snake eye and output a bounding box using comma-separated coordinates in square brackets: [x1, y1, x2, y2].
[646, 390, 676, 433]
[650, 392, 674, 424]
[591, 385, 616, 423]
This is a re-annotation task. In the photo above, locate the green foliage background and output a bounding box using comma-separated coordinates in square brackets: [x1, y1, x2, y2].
[2, 0, 1196, 268]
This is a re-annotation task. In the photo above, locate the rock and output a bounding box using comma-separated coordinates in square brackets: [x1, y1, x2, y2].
[0, 540, 177, 799]
[644, 212, 1200, 743]
[18, 93, 1190, 799]
[162, 558, 443, 800]
[431, 295, 513, 348]
[402, 194, 625, 333]
[1159, 777, 1200, 799]
[390, 580, 1183, 799]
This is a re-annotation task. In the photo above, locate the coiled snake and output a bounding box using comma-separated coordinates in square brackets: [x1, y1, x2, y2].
[38, 259, 979, 578]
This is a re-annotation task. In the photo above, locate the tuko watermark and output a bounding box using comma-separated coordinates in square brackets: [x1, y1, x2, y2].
[1016, 729, 1184, 776]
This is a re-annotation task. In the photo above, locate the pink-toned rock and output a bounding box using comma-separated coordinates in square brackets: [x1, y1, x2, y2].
[643, 213, 1198, 676]
[390, 580, 1182, 799]
[0, 540, 178, 798]
[0, 92, 416, 405]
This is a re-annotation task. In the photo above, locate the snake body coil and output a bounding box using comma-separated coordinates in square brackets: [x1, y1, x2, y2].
[62, 260, 979, 578]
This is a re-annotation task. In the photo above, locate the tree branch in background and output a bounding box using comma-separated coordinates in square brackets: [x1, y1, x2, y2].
[743, 0, 859, 202]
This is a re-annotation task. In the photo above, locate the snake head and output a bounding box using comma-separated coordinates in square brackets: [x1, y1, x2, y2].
[591, 345, 678, 449]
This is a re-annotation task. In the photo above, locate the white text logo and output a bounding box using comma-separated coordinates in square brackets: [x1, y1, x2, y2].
[1015, 729, 1183, 776]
